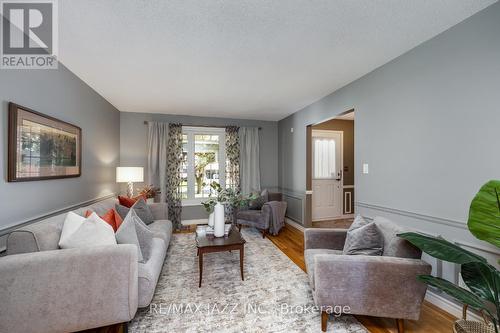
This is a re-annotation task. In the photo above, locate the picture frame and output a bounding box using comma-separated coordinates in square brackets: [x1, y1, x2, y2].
[8, 102, 82, 182]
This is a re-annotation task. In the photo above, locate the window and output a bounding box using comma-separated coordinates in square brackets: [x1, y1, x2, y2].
[313, 137, 336, 179]
[181, 127, 225, 204]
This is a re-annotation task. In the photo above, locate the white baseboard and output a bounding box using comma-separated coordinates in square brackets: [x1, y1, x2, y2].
[425, 290, 480, 321]
[285, 218, 305, 231]
[182, 218, 307, 230]
[312, 214, 354, 222]
[181, 219, 208, 226]
[183, 218, 307, 230]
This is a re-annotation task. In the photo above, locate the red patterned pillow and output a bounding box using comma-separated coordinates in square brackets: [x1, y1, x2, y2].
[118, 195, 147, 208]
[84, 209, 123, 232]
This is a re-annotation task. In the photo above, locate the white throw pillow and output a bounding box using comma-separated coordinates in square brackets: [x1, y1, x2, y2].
[58, 211, 86, 248]
[59, 212, 117, 249]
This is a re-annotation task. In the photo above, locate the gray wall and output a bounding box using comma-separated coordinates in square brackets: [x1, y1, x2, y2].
[278, 2, 500, 281]
[0, 64, 121, 238]
[120, 112, 278, 220]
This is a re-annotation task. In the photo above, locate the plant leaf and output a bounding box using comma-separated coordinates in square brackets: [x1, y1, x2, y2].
[417, 275, 487, 311]
[461, 262, 500, 306]
[398, 232, 486, 264]
[468, 180, 500, 248]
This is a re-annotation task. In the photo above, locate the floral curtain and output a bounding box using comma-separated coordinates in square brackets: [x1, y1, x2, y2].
[166, 123, 183, 230]
[225, 126, 240, 224]
[225, 126, 240, 191]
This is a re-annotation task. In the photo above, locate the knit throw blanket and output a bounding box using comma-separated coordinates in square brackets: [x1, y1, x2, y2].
[264, 201, 287, 235]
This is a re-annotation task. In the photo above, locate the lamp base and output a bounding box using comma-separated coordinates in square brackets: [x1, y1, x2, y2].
[127, 182, 134, 198]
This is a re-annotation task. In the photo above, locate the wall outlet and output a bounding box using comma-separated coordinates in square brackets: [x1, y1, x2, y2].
[290, 127, 294, 133]
[362, 163, 369, 174]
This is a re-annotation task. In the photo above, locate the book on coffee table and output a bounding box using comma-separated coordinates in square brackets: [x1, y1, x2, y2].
[196, 224, 232, 237]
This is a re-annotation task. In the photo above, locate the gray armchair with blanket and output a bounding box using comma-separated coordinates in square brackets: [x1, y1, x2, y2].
[236, 191, 287, 238]
[304, 216, 431, 332]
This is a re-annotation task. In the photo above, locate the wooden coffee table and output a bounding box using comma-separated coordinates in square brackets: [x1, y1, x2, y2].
[195, 225, 246, 287]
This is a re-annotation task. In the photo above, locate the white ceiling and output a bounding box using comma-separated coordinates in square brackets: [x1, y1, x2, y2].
[59, 0, 496, 121]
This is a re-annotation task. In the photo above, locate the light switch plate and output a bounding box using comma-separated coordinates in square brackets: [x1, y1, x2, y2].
[362, 163, 369, 174]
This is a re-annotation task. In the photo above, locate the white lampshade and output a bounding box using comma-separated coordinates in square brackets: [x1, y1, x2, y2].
[116, 167, 144, 183]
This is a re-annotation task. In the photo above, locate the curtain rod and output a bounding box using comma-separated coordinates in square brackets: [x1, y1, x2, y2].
[143, 121, 261, 130]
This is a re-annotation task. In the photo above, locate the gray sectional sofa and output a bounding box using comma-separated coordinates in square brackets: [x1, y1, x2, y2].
[0, 198, 172, 333]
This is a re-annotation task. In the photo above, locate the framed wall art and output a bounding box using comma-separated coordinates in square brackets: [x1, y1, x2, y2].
[8, 102, 82, 182]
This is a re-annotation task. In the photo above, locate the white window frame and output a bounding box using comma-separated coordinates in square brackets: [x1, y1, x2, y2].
[182, 126, 226, 206]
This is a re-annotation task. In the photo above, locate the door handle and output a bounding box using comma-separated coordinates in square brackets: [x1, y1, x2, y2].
[335, 170, 342, 181]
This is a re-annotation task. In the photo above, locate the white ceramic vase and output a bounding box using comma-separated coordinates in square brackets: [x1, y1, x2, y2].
[208, 212, 215, 228]
[213, 202, 225, 237]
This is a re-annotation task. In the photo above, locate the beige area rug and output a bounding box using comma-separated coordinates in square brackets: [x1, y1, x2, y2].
[129, 228, 368, 333]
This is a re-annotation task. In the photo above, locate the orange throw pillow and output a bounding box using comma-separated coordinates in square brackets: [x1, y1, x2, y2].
[118, 195, 147, 208]
[84, 209, 123, 232]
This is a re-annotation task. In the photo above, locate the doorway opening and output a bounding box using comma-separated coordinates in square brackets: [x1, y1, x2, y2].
[305, 110, 354, 228]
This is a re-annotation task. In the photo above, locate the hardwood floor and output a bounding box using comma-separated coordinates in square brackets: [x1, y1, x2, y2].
[87, 223, 454, 333]
[267, 224, 456, 333]
[79, 324, 125, 333]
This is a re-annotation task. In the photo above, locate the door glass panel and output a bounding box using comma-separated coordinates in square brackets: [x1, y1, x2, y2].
[313, 138, 336, 179]
[194, 134, 220, 198]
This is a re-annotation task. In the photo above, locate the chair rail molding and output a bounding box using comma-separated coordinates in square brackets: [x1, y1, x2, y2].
[356, 201, 499, 256]
[356, 201, 468, 230]
[0, 193, 117, 237]
[356, 200, 499, 321]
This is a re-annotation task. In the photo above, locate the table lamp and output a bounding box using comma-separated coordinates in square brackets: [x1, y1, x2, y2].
[116, 167, 144, 198]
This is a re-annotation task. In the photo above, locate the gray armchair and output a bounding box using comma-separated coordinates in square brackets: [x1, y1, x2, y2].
[236, 192, 287, 238]
[304, 216, 431, 333]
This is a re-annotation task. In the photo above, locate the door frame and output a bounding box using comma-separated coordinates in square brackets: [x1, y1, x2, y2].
[311, 130, 344, 221]
[305, 108, 354, 227]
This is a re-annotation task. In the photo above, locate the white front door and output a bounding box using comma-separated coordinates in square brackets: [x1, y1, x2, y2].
[312, 130, 343, 220]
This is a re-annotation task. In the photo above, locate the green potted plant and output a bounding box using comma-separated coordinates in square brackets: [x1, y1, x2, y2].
[398, 180, 500, 333]
[222, 186, 258, 224]
[201, 183, 220, 228]
[201, 182, 257, 225]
